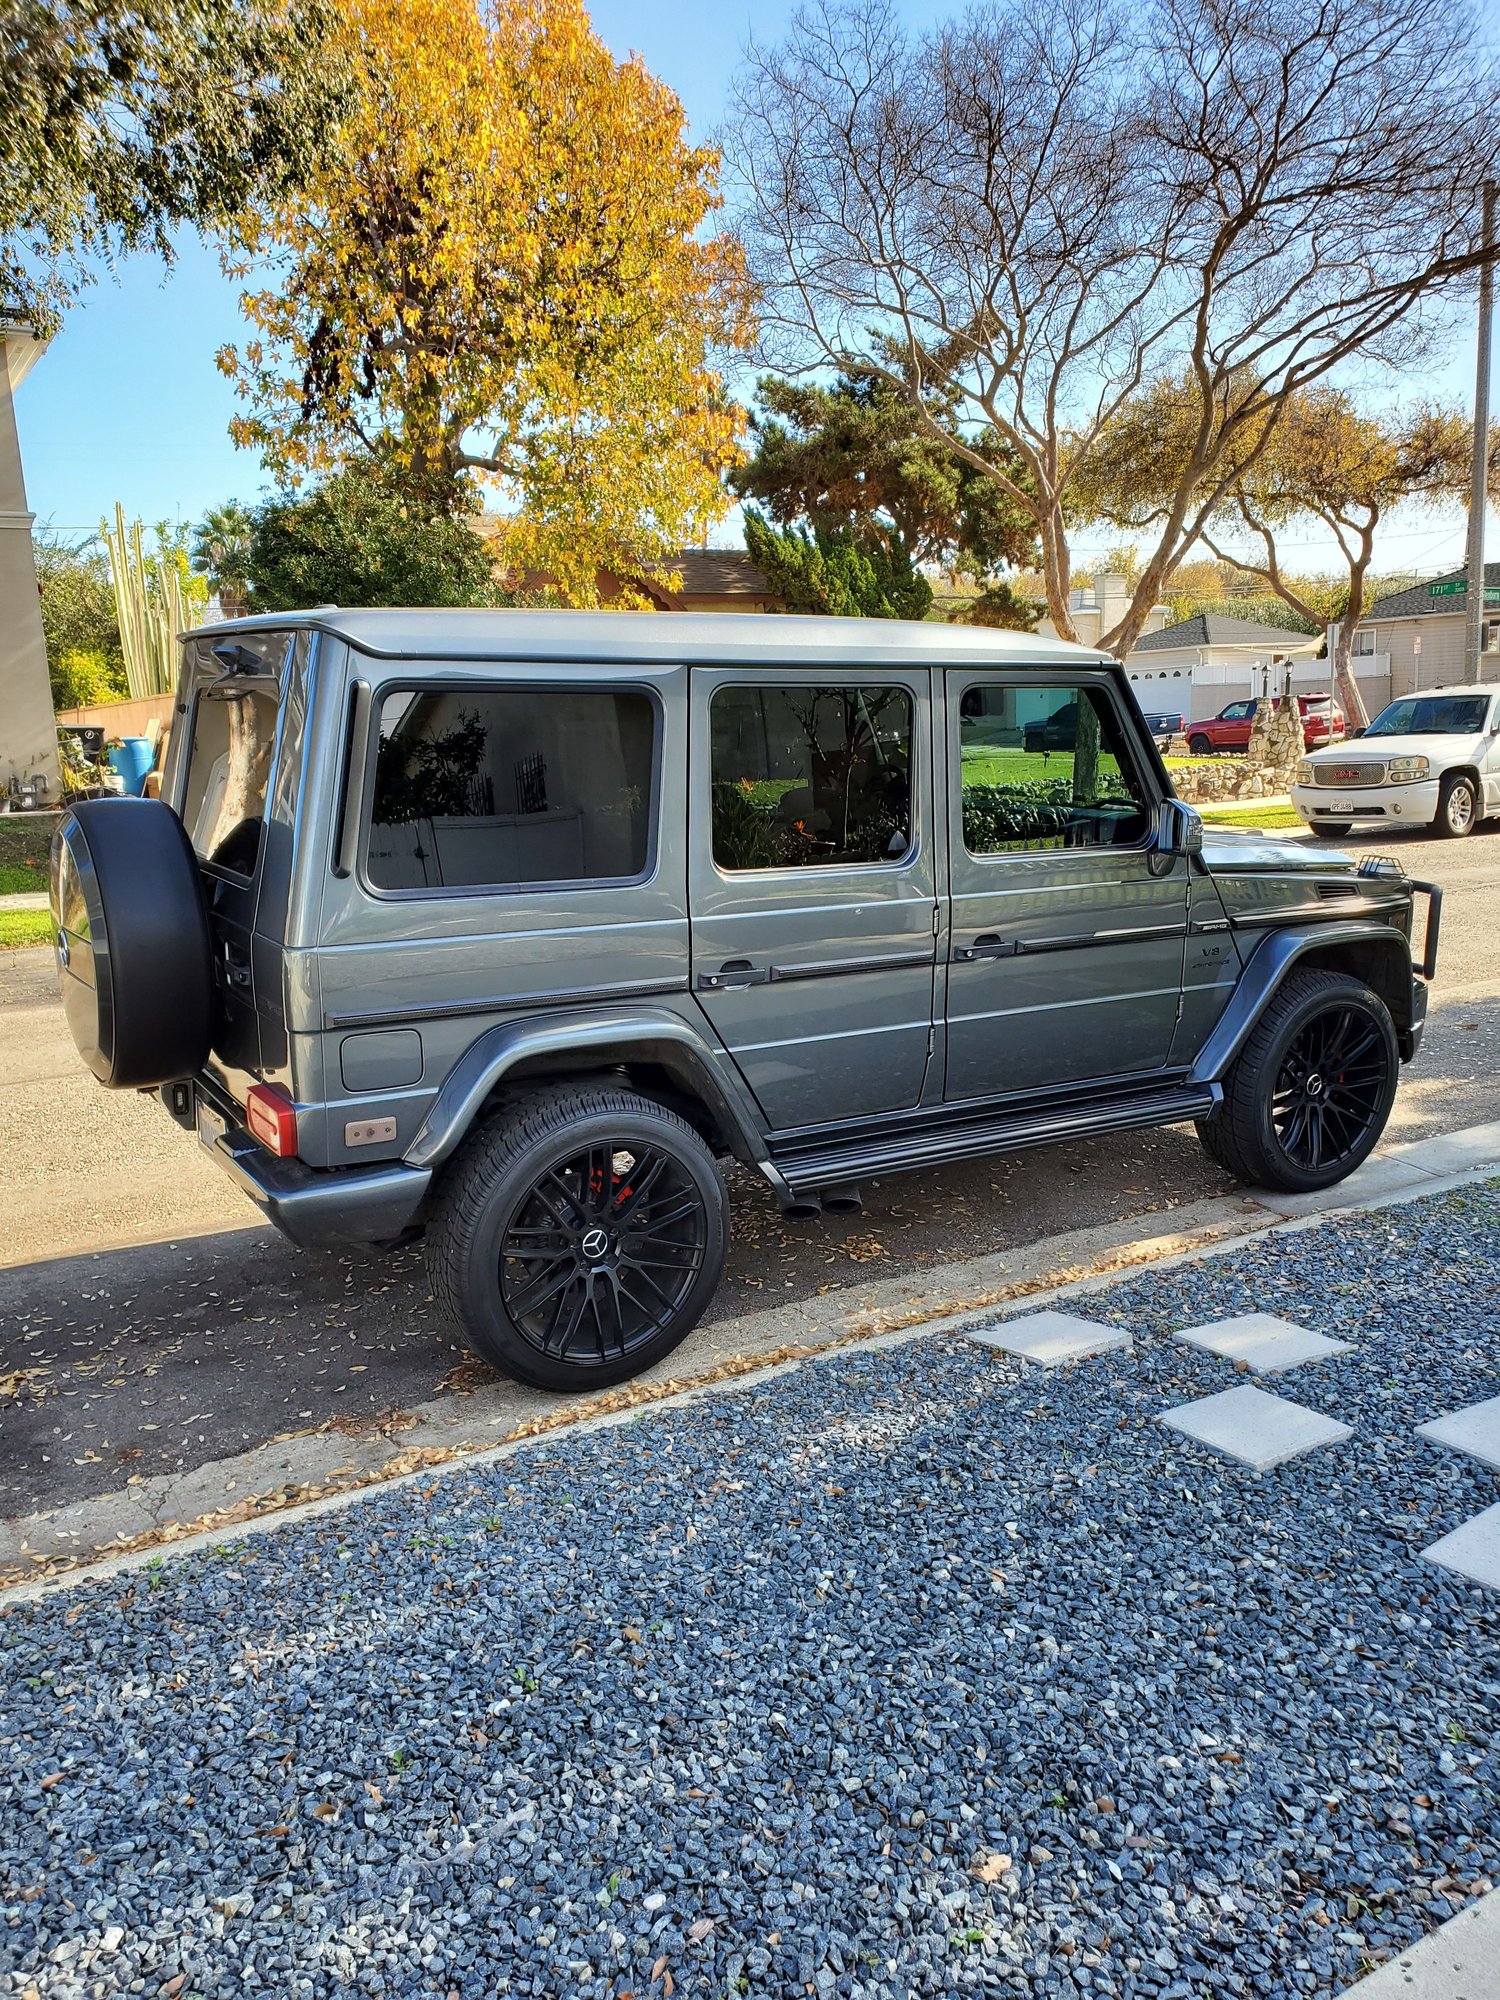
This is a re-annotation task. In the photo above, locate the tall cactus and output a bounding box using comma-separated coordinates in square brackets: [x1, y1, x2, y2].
[102, 505, 201, 698]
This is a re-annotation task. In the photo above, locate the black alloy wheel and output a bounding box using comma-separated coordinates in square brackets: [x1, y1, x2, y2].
[1195, 968, 1398, 1192]
[1269, 1001, 1391, 1173]
[499, 1139, 708, 1366]
[427, 1083, 729, 1391]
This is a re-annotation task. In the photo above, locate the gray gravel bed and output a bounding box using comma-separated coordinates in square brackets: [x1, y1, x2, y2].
[3, 1187, 1499, 1999]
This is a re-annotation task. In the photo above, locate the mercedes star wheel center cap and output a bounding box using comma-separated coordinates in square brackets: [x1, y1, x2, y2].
[581, 1228, 610, 1261]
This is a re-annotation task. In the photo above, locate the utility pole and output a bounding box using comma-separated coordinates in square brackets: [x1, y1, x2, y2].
[1463, 180, 1497, 684]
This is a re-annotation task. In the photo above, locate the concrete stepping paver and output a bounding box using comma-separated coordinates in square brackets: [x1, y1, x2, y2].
[968, 1309, 1131, 1368]
[1158, 1383, 1351, 1471]
[1173, 1311, 1350, 1373]
[1416, 1394, 1500, 1473]
[1421, 1504, 1500, 1592]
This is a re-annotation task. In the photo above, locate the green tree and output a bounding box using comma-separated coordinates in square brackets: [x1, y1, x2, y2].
[1, 0, 347, 329]
[734, 367, 1038, 577]
[243, 472, 502, 612]
[956, 582, 1042, 633]
[744, 510, 932, 619]
[190, 502, 255, 614]
[31, 531, 126, 706]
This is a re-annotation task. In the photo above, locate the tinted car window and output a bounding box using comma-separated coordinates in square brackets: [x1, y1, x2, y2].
[710, 683, 912, 869]
[1364, 695, 1491, 737]
[367, 686, 654, 891]
[959, 684, 1150, 852]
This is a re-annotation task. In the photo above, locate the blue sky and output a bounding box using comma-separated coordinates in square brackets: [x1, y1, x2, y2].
[10, 0, 1491, 576]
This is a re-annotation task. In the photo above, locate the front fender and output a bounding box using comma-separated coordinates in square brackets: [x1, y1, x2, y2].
[1189, 921, 1417, 1084]
[403, 1003, 783, 1188]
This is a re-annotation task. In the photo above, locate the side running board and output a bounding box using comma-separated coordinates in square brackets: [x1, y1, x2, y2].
[769, 1084, 1221, 1196]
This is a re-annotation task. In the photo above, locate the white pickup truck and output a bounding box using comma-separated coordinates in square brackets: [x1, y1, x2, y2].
[1292, 685, 1500, 839]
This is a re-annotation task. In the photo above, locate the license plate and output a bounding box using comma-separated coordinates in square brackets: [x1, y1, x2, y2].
[196, 1101, 227, 1150]
[1328, 799, 1354, 815]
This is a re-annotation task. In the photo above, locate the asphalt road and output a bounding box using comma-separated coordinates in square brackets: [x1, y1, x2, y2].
[4, 816, 1499, 1527]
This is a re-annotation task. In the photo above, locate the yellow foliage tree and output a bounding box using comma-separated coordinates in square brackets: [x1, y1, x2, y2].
[219, 0, 754, 602]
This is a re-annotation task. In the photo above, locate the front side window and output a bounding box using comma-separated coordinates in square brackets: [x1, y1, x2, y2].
[366, 686, 654, 891]
[959, 682, 1151, 854]
[710, 683, 912, 870]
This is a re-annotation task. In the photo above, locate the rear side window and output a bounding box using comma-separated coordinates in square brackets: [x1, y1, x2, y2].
[366, 686, 655, 891]
[182, 688, 280, 877]
[709, 682, 913, 869]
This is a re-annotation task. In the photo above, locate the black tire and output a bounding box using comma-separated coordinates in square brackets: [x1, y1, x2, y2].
[1193, 969, 1399, 1193]
[1435, 772, 1479, 839]
[1308, 820, 1352, 839]
[1188, 733, 1213, 756]
[427, 1084, 729, 1391]
[50, 797, 215, 1088]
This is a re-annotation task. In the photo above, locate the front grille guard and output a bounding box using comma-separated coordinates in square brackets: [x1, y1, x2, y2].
[1407, 879, 1443, 980]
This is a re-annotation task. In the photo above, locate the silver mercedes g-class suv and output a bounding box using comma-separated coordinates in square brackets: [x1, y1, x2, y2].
[50, 611, 1440, 1390]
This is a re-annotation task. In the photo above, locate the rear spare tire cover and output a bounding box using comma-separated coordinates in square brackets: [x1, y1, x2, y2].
[50, 797, 215, 1088]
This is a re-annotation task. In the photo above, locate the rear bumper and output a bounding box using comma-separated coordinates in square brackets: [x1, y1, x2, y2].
[164, 1077, 431, 1248]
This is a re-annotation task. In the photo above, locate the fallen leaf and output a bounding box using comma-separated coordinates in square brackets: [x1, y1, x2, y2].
[38, 1774, 63, 1792]
[623, 1626, 643, 1643]
[663, 1975, 673, 1998]
[161, 1978, 187, 1997]
[687, 1917, 715, 1943]
[970, 1851, 1012, 1883]
[364, 1780, 383, 1804]
[651, 1957, 668, 1982]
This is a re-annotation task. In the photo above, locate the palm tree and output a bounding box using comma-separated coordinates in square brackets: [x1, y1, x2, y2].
[190, 502, 255, 616]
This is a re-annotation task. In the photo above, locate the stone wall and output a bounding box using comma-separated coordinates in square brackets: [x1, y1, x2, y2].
[1168, 698, 1305, 803]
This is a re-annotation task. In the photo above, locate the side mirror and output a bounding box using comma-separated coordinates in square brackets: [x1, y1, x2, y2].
[1350, 726, 1365, 738]
[1156, 797, 1203, 857]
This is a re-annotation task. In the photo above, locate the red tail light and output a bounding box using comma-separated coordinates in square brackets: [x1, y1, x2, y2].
[245, 1083, 299, 1158]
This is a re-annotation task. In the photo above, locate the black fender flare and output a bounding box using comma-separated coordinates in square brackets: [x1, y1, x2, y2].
[403, 1003, 789, 1197]
[1189, 921, 1416, 1085]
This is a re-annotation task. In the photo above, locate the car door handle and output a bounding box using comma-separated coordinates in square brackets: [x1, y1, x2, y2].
[952, 934, 1015, 962]
[697, 958, 770, 991]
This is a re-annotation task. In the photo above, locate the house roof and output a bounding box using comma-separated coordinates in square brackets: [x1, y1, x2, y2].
[1362, 564, 1500, 621]
[195, 606, 1112, 669]
[648, 548, 774, 598]
[1131, 612, 1319, 652]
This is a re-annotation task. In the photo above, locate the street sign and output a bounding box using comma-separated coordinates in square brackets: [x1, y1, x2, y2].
[1429, 578, 1500, 601]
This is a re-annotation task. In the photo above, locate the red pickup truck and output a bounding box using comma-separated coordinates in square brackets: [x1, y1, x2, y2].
[1186, 694, 1345, 755]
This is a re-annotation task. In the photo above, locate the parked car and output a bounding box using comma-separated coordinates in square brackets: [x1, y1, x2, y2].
[1021, 698, 1078, 753]
[1187, 694, 1345, 755]
[1140, 709, 1185, 750]
[49, 612, 1438, 1391]
[1292, 684, 1500, 839]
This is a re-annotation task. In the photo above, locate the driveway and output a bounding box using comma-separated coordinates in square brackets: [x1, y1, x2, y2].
[3, 820, 1498, 1532]
[2, 1186, 1497, 1999]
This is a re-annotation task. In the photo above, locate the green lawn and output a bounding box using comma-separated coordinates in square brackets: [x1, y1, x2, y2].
[0, 908, 54, 951]
[0, 814, 57, 895]
[1194, 801, 1304, 831]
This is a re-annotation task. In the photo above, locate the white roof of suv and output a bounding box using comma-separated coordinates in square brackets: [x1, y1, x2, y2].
[199, 607, 1113, 670]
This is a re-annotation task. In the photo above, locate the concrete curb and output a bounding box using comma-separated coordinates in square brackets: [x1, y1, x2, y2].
[1335, 1889, 1500, 1997]
[4, 1118, 1499, 1603]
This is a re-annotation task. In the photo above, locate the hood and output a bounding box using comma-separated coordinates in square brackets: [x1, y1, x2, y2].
[1304, 732, 1483, 763]
[1200, 826, 1354, 876]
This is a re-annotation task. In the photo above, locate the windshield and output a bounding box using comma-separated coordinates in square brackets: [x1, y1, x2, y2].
[1364, 695, 1491, 738]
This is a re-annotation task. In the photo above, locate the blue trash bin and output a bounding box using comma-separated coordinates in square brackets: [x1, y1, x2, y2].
[108, 737, 154, 797]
